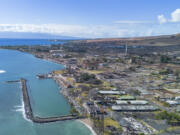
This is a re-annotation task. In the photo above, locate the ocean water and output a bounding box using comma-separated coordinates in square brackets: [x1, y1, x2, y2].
[0, 49, 92, 135]
[0, 38, 67, 46]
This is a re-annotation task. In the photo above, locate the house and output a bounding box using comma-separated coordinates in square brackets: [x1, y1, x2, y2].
[98, 63, 108, 69]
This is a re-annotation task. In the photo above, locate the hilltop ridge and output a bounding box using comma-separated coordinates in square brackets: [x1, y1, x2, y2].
[76, 33, 180, 46]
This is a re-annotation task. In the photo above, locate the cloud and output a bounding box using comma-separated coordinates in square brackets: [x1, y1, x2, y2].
[158, 9, 180, 23]
[171, 8, 180, 22]
[0, 23, 179, 38]
[0, 24, 137, 38]
[114, 20, 151, 24]
[0, 24, 90, 37]
[158, 15, 167, 24]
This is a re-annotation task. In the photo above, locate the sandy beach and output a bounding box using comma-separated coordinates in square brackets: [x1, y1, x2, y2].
[78, 118, 97, 135]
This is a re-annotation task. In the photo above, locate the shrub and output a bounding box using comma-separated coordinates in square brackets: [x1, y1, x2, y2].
[160, 55, 171, 63]
[155, 111, 180, 123]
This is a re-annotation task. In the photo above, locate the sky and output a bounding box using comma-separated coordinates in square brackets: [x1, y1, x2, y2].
[0, 0, 180, 38]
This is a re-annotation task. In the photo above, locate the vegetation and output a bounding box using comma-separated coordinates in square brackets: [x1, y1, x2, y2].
[81, 91, 88, 97]
[66, 77, 74, 83]
[78, 73, 102, 84]
[160, 55, 171, 63]
[155, 111, 180, 123]
[53, 70, 64, 75]
[70, 104, 79, 115]
[175, 70, 180, 79]
[129, 66, 136, 71]
[162, 101, 170, 107]
[85, 69, 105, 74]
[132, 90, 141, 96]
[82, 73, 95, 80]
[102, 80, 115, 89]
[103, 118, 123, 135]
[159, 68, 173, 75]
[138, 133, 145, 135]
[104, 118, 122, 131]
[163, 82, 180, 89]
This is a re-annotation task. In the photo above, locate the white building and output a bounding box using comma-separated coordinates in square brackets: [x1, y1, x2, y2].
[166, 100, 179, 105]
[98, 90, 125, 95]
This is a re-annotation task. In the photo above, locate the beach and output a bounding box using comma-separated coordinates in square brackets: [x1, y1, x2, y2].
[78, 118, 97, 135]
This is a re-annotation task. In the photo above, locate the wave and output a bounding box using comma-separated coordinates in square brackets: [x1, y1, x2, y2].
[0, 70, 6, 74]
[14, 96, 32, 122]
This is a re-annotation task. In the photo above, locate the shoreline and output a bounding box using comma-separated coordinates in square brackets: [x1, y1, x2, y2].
[77, 118, 97, 135]
[5, 49, 98, 135]
[42, 57, 98, 135]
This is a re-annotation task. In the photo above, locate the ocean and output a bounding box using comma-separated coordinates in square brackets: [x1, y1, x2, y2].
[0, 49, 92, 135]
[0, 38, 68, 46]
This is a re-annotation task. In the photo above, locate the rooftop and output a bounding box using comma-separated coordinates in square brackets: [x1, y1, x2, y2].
[116, 100, 148, 105]
[118, 95, 135, 100]
[98, 90, 125, 95]
[112, 105, 159, 111]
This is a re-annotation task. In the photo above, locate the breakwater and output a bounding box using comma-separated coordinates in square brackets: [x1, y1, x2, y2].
[20, 78, 82, 123]
[5, 80, 20, 83]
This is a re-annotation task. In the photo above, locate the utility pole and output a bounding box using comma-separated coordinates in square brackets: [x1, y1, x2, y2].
[100, 108, 104, 135]
[125, 42, 128, 56]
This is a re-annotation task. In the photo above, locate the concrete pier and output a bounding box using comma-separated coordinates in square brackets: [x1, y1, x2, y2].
[20, 78, 82, 123]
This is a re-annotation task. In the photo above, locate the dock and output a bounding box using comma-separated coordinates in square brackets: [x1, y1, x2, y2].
[36, 73, 52, 79]
[20, 78, 82, 123]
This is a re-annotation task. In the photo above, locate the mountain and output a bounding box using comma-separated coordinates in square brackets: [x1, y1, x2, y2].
[0, 32, 79, 40]
[79, 33, 180, 46]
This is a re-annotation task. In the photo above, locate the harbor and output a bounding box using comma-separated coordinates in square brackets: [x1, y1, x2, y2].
[20, 78, 83, 123]
[0, 49, 93, 135]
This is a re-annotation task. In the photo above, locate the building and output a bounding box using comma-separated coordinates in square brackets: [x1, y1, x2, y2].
[81, 59, 99, 70]
[118, 95, 135, 100]
[50, 49, 64, 53]
[129, 100, 148, 105]
[175, 96, 180, 100]
[166, 100, 180, 105]
[116, 100, 148, 105]
[99, 90, 125, 95]
[112, 105, 159, 112]
[116, 100, 128, 105]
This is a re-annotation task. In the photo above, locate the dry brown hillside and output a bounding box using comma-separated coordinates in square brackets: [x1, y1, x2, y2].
[81, 34, 180, 46]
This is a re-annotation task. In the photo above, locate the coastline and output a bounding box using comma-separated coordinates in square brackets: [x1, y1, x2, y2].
[3, 49, 98, 135]
[32, 53, 98, 135]
[78, 118, 97, 135]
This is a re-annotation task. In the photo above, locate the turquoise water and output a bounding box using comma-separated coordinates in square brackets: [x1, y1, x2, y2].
[0, 49, 92, 135]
